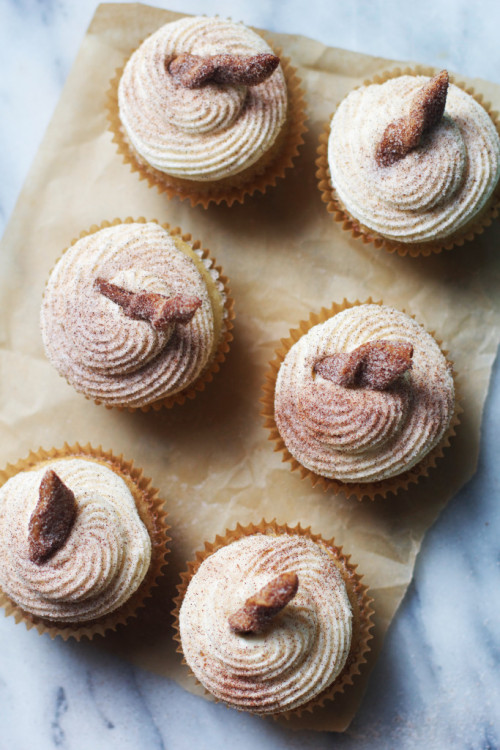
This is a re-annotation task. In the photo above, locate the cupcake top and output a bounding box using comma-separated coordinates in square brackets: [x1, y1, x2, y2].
[118, 16, 287, 182]
[41, 222, 224, 408]
[328, 72, 500, 243]
[274, 304, 455, 484]
[0, 458, 151, 623]
[179, 533, 352, 714]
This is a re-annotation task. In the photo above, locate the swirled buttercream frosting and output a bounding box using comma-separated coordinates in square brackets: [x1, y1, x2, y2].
[41, 223, 224, 407]
[328, 75, 500, 243]
[179, 534, 352, 714]
[0, 459, 151, 622]
[118, 17, 287, 181]
[274, 305, 455, 483]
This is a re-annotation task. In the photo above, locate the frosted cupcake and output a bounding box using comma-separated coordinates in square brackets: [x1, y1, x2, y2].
[263, 301, 458, 499]
[317, 68, 500, 255]
[41, 219, 233, 410]
[0, 444, 168, 638]
[173, 520, 373, 716]
[109, 16, 306, 206]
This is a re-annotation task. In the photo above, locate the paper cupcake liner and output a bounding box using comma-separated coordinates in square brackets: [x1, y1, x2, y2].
[316, 65, 500, 258]
[172, 519, 374, 718]
[107, 41, 307, 208]
[261, 298, 462, 501]
[46, 217, 235, 412]
[0, 443, 170, 640]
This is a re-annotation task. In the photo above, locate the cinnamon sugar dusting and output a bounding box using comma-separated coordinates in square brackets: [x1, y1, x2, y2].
[0, 459, 151, 623]
[328, 75, 500, 243]
[274, 305, 455, 483]
[179, 534, 352, 714]
[41, 223, 224, 408]
[117, 17, 287, 182]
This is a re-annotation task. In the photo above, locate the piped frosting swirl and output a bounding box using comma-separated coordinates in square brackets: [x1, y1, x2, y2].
[274, 305, 455, 483]
[0, 459, 151, 622]
[179, 534, 352, 714]
[41, 223, 222, 407]
[328, 75, 500, 243]
[118, 17, 287, 181]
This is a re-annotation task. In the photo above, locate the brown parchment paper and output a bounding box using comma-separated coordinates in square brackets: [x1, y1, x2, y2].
[1, 2, 500, 733]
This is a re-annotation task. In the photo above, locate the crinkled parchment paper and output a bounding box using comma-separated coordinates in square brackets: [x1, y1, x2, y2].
[2, 3, 500, 733]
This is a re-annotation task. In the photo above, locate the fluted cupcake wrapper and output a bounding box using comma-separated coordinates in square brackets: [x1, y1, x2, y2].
[45, 217, 235, 412]
[0, 443, 170, 640]
[106, 39, 307, 208]
[261, 298, 462, 501]
[315, 65, 500, 258]
[172, 519, 374, 718]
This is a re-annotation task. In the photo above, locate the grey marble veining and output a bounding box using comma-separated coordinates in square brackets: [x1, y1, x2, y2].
[1, 1, 500, 748]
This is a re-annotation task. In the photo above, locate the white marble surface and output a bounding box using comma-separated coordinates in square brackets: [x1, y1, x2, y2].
[1, 1, 500, 748]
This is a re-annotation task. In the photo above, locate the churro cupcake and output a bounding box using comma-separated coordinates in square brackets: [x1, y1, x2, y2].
[40, 219, 233, 410]
[173, 520, 373, 716]
[0, 444, 168, 639]
[263, 301, 458, 499]
[317, 68, 500, 255]
[108, 16, 306, 206]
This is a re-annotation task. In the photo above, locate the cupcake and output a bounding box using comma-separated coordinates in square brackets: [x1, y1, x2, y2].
[263, 301, 458, 499]
[173, 520, 373, 716]
[108, 16, 306, 207]
[317, 67, 500, 255]
[0, 444, 168, 639]
[40, 219, 233, 410]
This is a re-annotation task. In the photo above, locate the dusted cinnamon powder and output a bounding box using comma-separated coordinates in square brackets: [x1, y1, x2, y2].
[118, 17, 287, 182]
[274, 305, 454, 483]
[41, 223, 225, 408]
[179, 534, 353, 714]
[328, 75, 500, 243]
